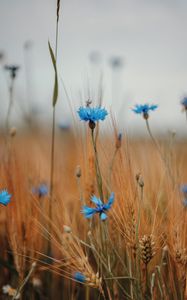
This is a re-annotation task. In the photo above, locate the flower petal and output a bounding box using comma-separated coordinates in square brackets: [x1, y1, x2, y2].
[74, 272, 86, 283]
[81, 206, 96, 219]
[104, 192, 115, 210]
[0, 190, 11, 206]
[100, 212, 107, 221]
[91, 195, 103, 206]
[77, 106, 108, 122]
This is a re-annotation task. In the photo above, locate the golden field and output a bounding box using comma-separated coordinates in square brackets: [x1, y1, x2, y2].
[0, 126, 186, 300]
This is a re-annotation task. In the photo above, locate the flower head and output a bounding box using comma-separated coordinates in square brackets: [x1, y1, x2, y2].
[73, 272, 86, 283]
[77, 106, 108, 129]
[0, 190, 11, 206]
[32, 183, 48, 198]
[132, 104, 158, 119]
[183, 199, 187, 207]
[181, 97, 187, 110]
[181, 184, 187, 194]
[81, 193, 114, 221]
[4, 65, 20, 79]
[181, 184, 187, 207]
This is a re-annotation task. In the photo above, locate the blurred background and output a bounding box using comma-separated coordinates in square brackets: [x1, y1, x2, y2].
[0, 0, 187, 135]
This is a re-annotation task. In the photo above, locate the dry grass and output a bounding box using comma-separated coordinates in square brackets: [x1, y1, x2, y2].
[0, 127, 187, 299]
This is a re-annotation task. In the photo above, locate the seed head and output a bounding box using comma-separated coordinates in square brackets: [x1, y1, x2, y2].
[75, 165, 81, 178]
[139, 235, 155, 265]
[9, 127, 17, 137]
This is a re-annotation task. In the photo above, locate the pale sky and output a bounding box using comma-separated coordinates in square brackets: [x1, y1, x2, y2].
[0, 0, 187, 135]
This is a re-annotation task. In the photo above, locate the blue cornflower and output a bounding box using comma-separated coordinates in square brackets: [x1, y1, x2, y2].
[180, 184, 187, 207]
[81, 193, 115, 221]
[77, 106, 108, 129]
[181, 97, 187, 110]
[132, 104, 158, 119]
[73, 272, 86, 283]
[4, 65, 20, 79]
[32, 184, 48, 198]
[0, 190, 11, 206]
[181, 184, 187, 194]
[58, 122, 70, 130]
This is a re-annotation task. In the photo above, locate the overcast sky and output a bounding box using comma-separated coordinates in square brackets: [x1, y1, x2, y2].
[0, 0, 187, 134]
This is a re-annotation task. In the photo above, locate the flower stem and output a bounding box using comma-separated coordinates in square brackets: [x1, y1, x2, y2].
[91, 128, 104, 201]
[13, 262, 36, 300]
[48, 2, 59, 247]
[47, 3, 60, 296]
[106, 147, 118, 196]
[6, 77, 14, 132]
[145, 119, 174, 184]
[135, 183, 143, 300]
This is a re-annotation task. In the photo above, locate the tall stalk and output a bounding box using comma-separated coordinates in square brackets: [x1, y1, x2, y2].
[4, 65, 19, 133]
[47, 0, 60, 297]
[6, 78, 14, 132]
[91, 127, 104, 201]
[49, 0, 60, 242]
[145, 119, 174, 185]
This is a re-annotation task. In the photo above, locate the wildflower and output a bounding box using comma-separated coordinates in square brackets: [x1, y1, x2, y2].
[181, 184, 187, 194]
[81, 193, 114, 221]
[32, 183, 48, 198]
[0, 190, 11, 206]
[109, 56, 124, 69]
[73, 272, 86, 283]
[58, 122, 70, 130]
[181, 184, 187, 207]
[4, 65, 20, 79]
[181, 97, 187, 111]
[132, 104, 158, 119]
[77, 106, 108, 129]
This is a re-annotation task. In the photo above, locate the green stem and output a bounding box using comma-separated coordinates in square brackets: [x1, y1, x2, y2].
[47, 8, 59, 298]
[91, 128, 104, 201]
[88, 235, 133, 299]
[48, 9, 59, 246]
[107, 148, 118, 196]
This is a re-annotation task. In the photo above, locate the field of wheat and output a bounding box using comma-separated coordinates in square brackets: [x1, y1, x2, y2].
[0, 119, 186, 300]
[1, 1, 187, 299]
